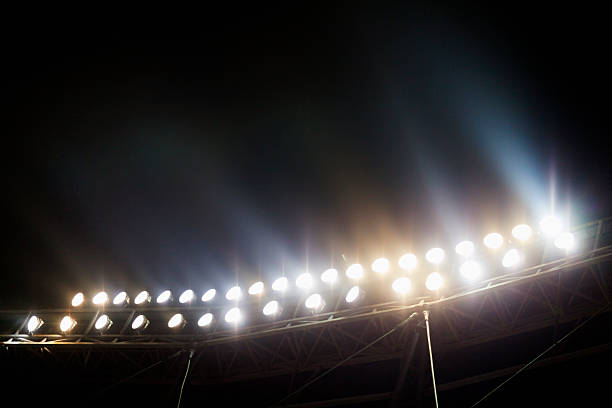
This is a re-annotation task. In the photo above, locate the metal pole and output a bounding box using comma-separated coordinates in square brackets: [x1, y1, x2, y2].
[423, 310, 439, 408]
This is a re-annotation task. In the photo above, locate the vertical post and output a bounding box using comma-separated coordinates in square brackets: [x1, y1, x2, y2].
[423, 310, 439, 408]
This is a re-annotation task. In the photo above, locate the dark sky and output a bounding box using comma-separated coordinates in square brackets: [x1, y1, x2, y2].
[3, 5, 611, 308]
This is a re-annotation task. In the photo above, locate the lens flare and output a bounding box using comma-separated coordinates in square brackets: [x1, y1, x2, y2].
[460, 260, 482, 281]
[425, 272, 444, 291]
[321, 268, 338, 284]
[198, 313, 214, 327]
[512, 224, 533, 241]
[502, 249, 522, 268]
[371, 258, 390, 274]
[296, 273, 314, 290]
[392, 277, 412, 294]
[71, 293, 84, 307]
[483, 233, 504, 249]
[425, 248, 445, 264]
[263, 300, 281, 316]
[225, 307, 242, 324]
[201, 288, 216, 302]
[272, 277, 289, 292]
[455, 241, 475, 257]
[248, 281, 264, 295]
[398, 253, 418, 271]
[345, 264, 364, 280]
[225, 286, 242, 301]
[554, 232, 575, 250]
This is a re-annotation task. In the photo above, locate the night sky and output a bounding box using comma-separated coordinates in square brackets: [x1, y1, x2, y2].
[3, 5, 611, 311]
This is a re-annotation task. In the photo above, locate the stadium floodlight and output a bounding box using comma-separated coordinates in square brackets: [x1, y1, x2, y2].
[371, 257, 390, 274]
[201, 288, 216, 302]
[321, 268, 338, 284]
[134, 290, 151, 305]
[392, 277, 412, 295]
[345, 285, 365, 304]
[263, 300, 282, 317]
[131, 314, 149, 331]
[224, 307, 242, 324]
[455, 241, 475, 257]
[296, 273, 314, 290]
[398, 253, 418, 271]
[425, 248, 445, 264]
[483, 233, 504, 249]
[345, 263, 364, 280]
[540, 215, 562, 237]
[512, 224, 533, 242]
[272, 277, 289, 292]
[157, 290, 173, 304]
[27, 316, 44, 333]
[168, 313, 186, 329]
[112, 291, 129, 306]
[305, 293, 325, 313]
[92, 291, 109, 306]
[198, 313, 214, 327]
[94, 314, 113, 332]
[554, 232, 575, 250]
[71, 292, 84, 307]
[502, 248, 521, 268]
[225, 286, 242, 301]
[179, 289, 195, 304]
[460, 260, 482, 281]
[248, 281, 264, 295]
[425, 272, 444, 291]
[60, 316, 77, 333]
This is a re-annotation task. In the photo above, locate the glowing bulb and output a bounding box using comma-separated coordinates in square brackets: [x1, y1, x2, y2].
[345, 286, 362, 303]
[296, 273, 314, 290]
[112, 291, 129, 306]
[168, 313, 185, 328]
[225, 286, 242, 301]
[131, 315, 149, 330]
[27, 316, 44, 333]
[345, 264, 364, 280]
[179, 289, 195, 304]
[554, 232, 575, 250]
[321, 268, 338, 284]
[540, 215, 562, 237]
[455, 241, 475, 257]
[502, 249, 521, 268]
[248, 281, 264, 295]
[512, 224, 533, 241]
[392, 277, 412, 294]
[157, 290, 172, 304]
[371, 258, 390, 274]
[60, 316, 77, 332]
[134, 291, 151, 305]
[263, 300, 281, 316]
[425, 272, 444, 291]
[225, 307, 241, 324]
[201, 288, 216, 302]
[426, 248, 445, 264]
[198, 313, 214, 327]
[460, 260, 482, 281]
[398, 253, 417, 271]
[272, 277, 289, 292]
[92, 291, 109, 306]
[71, 292, 84, 307]
[483, 233, 504, 249]
[305, 293, 325, 312]
[94, 314, 112, 331]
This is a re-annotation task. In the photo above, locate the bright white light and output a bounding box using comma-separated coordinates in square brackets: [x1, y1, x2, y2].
[455, 241, 475, 257]
[425, 248, 445, 264]
[345, 264, 364, 280]
[248, 281, 264, 295]
[398, 253, 418, 271]
[460, 260, 482, 281]
[71, 293, 84, 307]
[263, 300, 281, 316]
[94, 314, 112, 331]
[554, 232, 575, 250]
[92, 291, 109, 306]
[201, 288, 216, 302]
[134, 291, 151, 305]
[296, 273, 314, 290]
[371, 258, 390, 274]
[272, 277, 289, 292]
[345, 286, 362, 303]
[27, 316, 43, 333]
[60, 316, 77, 332]
[305, 293, 324, 311]
[225, 286, 242, 301]
[157, 290, 172, 304]
[321, 268, 338, 284]
[392, 277, 412, 294]
[425, 272, 444, 291]
[198, 313, 214, 327]
[540, 215, 562, 237]
[113, 291, 128, 306]
[502, 249, 521, 268]
[131, 315, 149, 330]
[512, 224, 533, 241]
[483, 233, 504, 249]
[179, 289, 195, 304]
[168, 313, 185, 328]
[225, 307, 242, 324]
